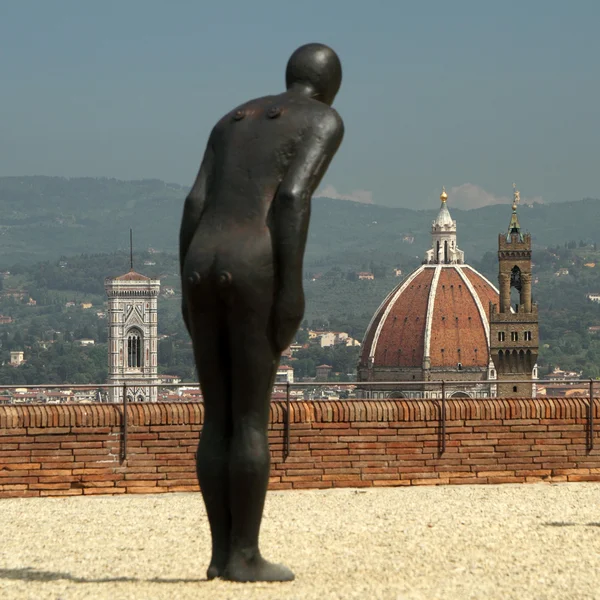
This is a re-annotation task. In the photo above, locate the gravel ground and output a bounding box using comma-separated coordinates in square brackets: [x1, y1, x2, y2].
[1, 484, 600, 600]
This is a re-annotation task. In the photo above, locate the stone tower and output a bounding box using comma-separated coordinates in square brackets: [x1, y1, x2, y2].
[105, 269, 160, 402]
[489, 185, 539, 397]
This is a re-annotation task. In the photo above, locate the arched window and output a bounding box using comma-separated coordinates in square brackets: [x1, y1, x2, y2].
[127, 329, 143, 368]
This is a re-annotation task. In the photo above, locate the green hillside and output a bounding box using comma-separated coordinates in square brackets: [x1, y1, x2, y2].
[1, 176, 600, 271]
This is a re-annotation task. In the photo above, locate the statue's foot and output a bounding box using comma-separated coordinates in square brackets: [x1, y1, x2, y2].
[223, 552, 295, 583]
[206, 563, 222, 580]
[206, 551, 229, 580]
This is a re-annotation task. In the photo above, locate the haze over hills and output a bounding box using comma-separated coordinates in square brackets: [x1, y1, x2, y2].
[0, 176, 599, 269]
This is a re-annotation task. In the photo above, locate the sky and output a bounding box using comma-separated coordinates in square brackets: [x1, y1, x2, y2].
[1, 0, 600, 209]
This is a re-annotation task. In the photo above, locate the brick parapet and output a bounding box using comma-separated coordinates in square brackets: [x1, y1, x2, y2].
[0, 398, 599, 498]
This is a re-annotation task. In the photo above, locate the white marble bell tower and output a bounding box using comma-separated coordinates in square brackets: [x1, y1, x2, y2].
[104, 268, 160, 402]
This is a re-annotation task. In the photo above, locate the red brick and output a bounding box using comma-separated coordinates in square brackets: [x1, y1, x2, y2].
[291, 481, 332, 489]
[412, 477, 450, 486]
[372, 479, 411, 487]
[30, 483, 71, 490]
[158, 478, 198, 486]
[38, 476, 80, 484]
[125, 473, 167, 481]
[0, 450, 30, 457]
[0, 490, 40, 498]
[281, 475, 322, 482]
[449, 477, 489, 485]
[158, 432, 198, 439]
[285, 469, 323, 476]
[165, 485, 201, 492]
[62, 442, 104, 449]
[567, 474, 600, 482]
[117, 480, 158, 487]
[0, 470, 29, 477]
[126, 486, 168, 494]
[554, 468, 590, 476]
[0, 462, 41, 470]
[476, 470, 515, 478]
[18, 443, 60, 450]
[487, 476, 526, 484]
[28, 428, 70, 436]
[84, 487, 126, 495]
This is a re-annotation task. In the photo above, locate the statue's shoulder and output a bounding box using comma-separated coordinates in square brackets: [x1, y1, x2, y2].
[307, 101, 344, 138]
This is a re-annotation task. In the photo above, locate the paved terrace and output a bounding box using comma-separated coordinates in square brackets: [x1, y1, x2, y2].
[1, 483, 599, 599]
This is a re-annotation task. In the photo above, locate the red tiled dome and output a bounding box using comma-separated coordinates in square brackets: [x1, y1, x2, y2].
[360, 265, 499, 369]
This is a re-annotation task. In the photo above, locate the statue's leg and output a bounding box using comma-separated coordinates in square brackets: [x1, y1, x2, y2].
[222, 306, 295, 583]
[189, 307, 233, 580]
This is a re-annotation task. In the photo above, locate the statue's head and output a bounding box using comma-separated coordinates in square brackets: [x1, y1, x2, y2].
[285, 43, 342, 106]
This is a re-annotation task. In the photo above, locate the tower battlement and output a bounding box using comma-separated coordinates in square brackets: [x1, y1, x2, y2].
[498, 231, 531, 251]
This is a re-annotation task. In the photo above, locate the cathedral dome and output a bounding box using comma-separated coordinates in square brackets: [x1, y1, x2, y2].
[359, 264, 499, 371]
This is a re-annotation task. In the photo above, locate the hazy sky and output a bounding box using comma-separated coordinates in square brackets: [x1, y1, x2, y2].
[2, 1, 599, 209]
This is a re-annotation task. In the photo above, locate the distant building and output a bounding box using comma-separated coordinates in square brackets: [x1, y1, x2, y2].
[80, 302, 93, 309]
[77, 339, 95, 346]
[10, 351, 24, 366]
[157, 375, 181, 385]
[357, 272, 374, 280]
[547, 367, 582, 381]
[105, 268, 160, 402]
[489, 186, 539, 398]
[587, 293, 600, 304]
[358, 187, 498, 400]
[393, 268, 403, 277]
[0, 315, 13, 324]
[276, 365, 294, 384]
[555, 268, 569, 277]
[315, 364, 333, 381]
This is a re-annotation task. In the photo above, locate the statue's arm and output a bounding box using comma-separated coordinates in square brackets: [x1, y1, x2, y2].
[272, 110, 344, 292]
[270, 110, 344, 350]
[179, 137, 215, 275]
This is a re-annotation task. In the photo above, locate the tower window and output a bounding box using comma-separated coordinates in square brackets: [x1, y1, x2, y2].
[498, 332, 505, 342]
[513, 386, 518, 393]
[511, 332, 519, 342]
[127, 329, 143, 368]
[524, 331, 532, 341]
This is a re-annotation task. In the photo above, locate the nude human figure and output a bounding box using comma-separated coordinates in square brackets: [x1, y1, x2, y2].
[179, 43, 344, 582]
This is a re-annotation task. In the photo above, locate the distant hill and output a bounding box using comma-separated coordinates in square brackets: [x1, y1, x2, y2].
[0, 176, 599, 268]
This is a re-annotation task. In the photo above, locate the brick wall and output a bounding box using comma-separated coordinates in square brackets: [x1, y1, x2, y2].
[0, 398, 599, 498]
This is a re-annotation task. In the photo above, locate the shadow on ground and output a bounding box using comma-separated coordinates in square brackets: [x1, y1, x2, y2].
[0, 567, 207, 585]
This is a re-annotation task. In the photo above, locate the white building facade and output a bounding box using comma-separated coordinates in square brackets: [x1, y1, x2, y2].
[104, 270, 160, 402]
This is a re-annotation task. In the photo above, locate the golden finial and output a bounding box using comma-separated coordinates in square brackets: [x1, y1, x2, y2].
[512, 183, 520, 211]
[440, 186, 448, 203]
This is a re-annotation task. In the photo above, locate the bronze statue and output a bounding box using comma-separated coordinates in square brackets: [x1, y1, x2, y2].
[179, 43, 344, 582]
